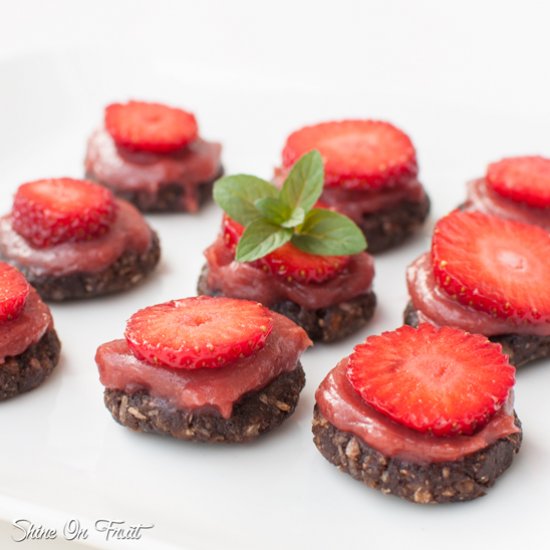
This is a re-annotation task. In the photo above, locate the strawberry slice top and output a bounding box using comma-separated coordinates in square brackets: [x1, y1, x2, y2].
[125, 296, 273, 369]
[347, 324, 515, 437]
[222, 214, 244, 252]
[259, 243, 350, 284]
[12, 178, 117, 248]
[486, 156, 550, 208]
[282, 120, 417, 190]
[105, 100, 198, 153]
[432, 210, 550, 323]
[0, 262, 30, 323]
[221, 215, 350, 283]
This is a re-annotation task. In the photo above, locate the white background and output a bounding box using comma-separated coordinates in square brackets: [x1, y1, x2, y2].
[1, 1, 550, 550]
[2, 0, 550, 119]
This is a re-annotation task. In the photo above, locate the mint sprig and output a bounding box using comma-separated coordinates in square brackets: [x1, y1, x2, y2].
[213, 175, 278, 226]
[213, 150, 367, 262]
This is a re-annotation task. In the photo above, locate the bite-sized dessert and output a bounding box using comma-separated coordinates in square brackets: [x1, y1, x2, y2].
[0, 262, 61, 400]
[198, 151, 376, 342]
[85, 100, 223, 212]
[463, 156, 550, 230]
[405, 210, 550, 366]
[0, 178, 160, 301]
[274, 120, 430, 252]
[96, 296, 311, 443]
[313, 324, 522, 503]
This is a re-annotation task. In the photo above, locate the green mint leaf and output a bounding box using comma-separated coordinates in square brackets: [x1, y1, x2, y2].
[279, 150, 324, 213]
[213, 175, 278, 226]
[280, 206, 305, 228]
[255, 198, 305, 228]
[292, 208, 367, 256]
[236, 219, 293, 262]
[254, 197, 291, 225]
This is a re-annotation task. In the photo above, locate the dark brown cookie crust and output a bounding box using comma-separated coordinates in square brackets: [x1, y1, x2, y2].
[359, 194, 431, 253]
[196, 265, 376, 343]
[103, 363, 305, 443]
[312, 405, 522, 504]
[403, 301, 550, 368]
[0, 329, 61, 401]
[85, 168, 223, 213]
[2, 231, 161, 302]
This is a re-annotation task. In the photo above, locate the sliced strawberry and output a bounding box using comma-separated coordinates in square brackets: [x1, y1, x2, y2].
[0, 262, 30, 322]
[486, 156, 550, 208]
[125, 296, 273, 369]
[432, 210, 550, 323]
[347, 324, 515, 437]
[12, 178, 117, 248]
[259, 243, 350, 284]
[105, 101, 198, 153]
[221, 214, 349, 283]
[222, 214, 244, 251]
[282, 120, 417, 190]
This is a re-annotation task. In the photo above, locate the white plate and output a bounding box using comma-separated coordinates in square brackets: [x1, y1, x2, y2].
[0, 51, 549, 550]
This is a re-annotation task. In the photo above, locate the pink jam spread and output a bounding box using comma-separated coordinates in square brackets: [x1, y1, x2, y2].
[316, 359, 519, 463]
[85, 129, 222, 212]
[273, 167, 426, 223]
[465, 179, 550, 231]
[320, 179, 426, 223]
[203, 235, 375, 309]
[407, 253, 550, 336]
[0, 288, 53, 364]
[96, 312, 312, 418]
[0, 200, 152, 277]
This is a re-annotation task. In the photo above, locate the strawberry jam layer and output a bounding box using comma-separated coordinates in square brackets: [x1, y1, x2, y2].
[85, 129, 222, 212]
[407, 253, 550, 336]
[96, 312, 311, 419]
[0, 200, 152, 277]
[316, 359, 519, 463]
[320, 179, 426, 223]
[465, 179, 550, 231]
[204, 236, 375, 309]
[273, 168, 426, 223]
[0, 288, 53, 364]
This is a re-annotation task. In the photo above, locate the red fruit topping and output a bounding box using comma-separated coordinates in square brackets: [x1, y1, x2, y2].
[432, 210, 550, 323]
[486, 156, 550, 208]
[125, 296, 273, 369]
[282, 120, 417, 189]
[105, 101, 198, 153]
[347, 324, 515, 437]
[12, 178, 117, 248]
[0, 262, 30, 322]
[259, 243, 350, 284]
[222, 214, 244, 251]
[220, 215, 349, 283]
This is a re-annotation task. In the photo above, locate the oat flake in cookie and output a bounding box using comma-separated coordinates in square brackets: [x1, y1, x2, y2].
[0, 263, 61, 401]
[0, 178, 160, 301]
[95, 296, 311, 443]
[312, 324, 522, 504]
[85, 100, 223, 212]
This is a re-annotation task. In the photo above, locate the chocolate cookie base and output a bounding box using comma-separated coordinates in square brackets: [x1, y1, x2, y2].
[197, 265, 376, 343]
[2, 232, 161, 302]
[403, 301, 550, 368]
[103, 363, 305, 443]
[312, 405, 522, 504]
[0, 329, 61, 401]
[360, 195, 431, 253]
[85, 168, 223, 213]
